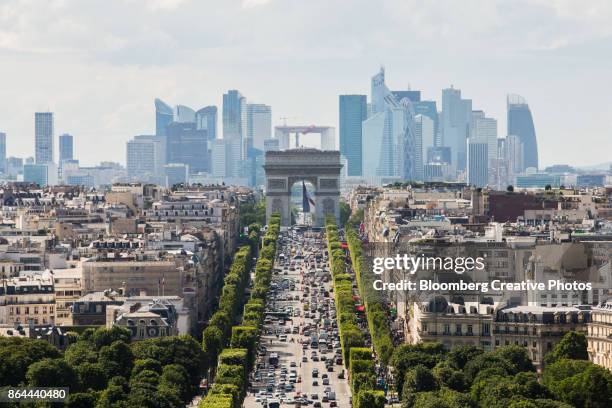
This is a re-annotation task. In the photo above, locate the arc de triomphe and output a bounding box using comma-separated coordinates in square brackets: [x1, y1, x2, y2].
[264, 149, 342, 227]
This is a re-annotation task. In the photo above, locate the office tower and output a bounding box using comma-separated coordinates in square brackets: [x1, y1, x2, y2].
[247, 103, 272, 151]
[506, 134, 524, 185]
[155, 98, 174, 137]
[0, 132, 5, 173]
[175, 105, 196, 123]
[166, 122, 208, 174]
[223, 90, 246, 139]
[6, 157, 23, 178]
[427, 146, 452, 165]
[35, 112, 54, 164]
[339, 95, 367, 176]
[59, 133, 74, 161]
[126, 136, 163, 182]
[467, 140, 488, 188]
[211, 139, 227, 177]
[24, 163, 57, 186]
[415, 114, 435, 181]
[413, 100, 438, 141]
[507, 94, 538, 171]
[363, 68, 417, 181]
[441, 87, 472, 171]
[196, 106, 217, 140]
[472, 115, 498, 186]
[164, 163, 189, 187]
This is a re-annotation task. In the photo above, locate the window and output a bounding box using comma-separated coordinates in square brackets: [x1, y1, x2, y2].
[467, 325, 473, 335]
[483, 324, 490, 335]
[495, 339, 500, 346]
[422, 323, 428, 332]
[444, 324, 450, 334]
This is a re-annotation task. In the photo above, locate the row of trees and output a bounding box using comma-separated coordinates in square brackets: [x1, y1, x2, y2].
[202, 244, 254, 375]
[199, 213, 281, 408]
[346, 227, 394, 365]
[0, 326, 204, 408]
[325, 218, 386, 408]
[389, 332, 612, 408]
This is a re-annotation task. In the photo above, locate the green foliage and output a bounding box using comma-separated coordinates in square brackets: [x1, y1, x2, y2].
[0, 337, 60, 386]
[404, 388, 477, 408]
[239, 200, 266, 228]
[355, 389, 386, 408]
[132, 358, 163, 376]
[542, 358, 612, 408]
[391, 343, 446, 394]
[471, 372, 547, 408]
[91, 326, 131, 350]
[491, 345, 535, 373]
[339, 201, 351, 226]
[26, 358, 78, 388]
[446, 344, 483, 370]
[544, 331, 589, 366]
[402, 365, 439, 401]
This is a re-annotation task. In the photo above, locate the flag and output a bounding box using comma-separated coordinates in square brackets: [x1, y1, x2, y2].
[302, 181, 315, 213]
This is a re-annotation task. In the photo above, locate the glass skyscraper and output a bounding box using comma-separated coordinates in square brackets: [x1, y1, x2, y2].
[166, 122, 208, 174]
[507, 94, 538, 170]
[35, 112, 54, 164]
[441, 87, 472, 172]
[155, 98, 174, 137]
[222, 90, 246, 140]
[339, 95, 366, 176]
[59, 133, 74, 161]
[196, 106, 218, 140]
[246, 103, 272, 152]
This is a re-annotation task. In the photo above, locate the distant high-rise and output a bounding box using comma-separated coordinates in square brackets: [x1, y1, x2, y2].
[126, 136, 163, 183]
[35, 112, 54, 164]
[472, 115, 498, 179]
[196, 106, 218, 140]
[415, 114, 435, 181]
[59, 133, 74, 161]
[155, 98, 174, 137]
[223, 90, 246, 140]
[0, 132, 6, 173]
[507, 94, 538, 171]
[339, 95, 367, 176]
[166, 122, 208, 174]
[175, 105, 196, 123]
[467, 140, 488, 188]
[506, 134, 524, 184]
[211, 139, 227, 178]
[246, 103, 272, 151]
[363, 68, 417, 181]
[164, 163, 189, 188]
[441, 87, 472, 171]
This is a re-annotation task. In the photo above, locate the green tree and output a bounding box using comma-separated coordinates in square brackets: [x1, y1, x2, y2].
[402, 365, 438, 401]
[132, 358, 163, 376]
[446, 344, 483, 370]
[356, 389, 386, 408]
[75, 362, 107, 391]
[492, 345, 535, 373]
[542, 359, 612, 408]
[26, 358, 78, 388]
[544, 331, 589, 365]
[98, 340, 134, 379]
[391, 343, 445, 394]
[67, 392, 99, 408]
[339, 202, 351, 226]
[91, 326, 131, 350]
[64, 341, 99, 367]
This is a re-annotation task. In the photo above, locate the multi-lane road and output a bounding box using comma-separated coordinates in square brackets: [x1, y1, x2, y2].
[244, 227, 351, 408]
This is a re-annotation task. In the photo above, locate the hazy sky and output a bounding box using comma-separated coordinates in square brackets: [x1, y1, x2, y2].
[1, 0, 611, 167]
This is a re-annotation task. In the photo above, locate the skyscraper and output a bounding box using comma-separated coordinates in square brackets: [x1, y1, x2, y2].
[155, 98, 174, 137]
[166, 122, 208, 174]
[339, 95, 367, 176]
[467, 140, 488, 188]
[246, 103, 272, 151]
[506, 134, 524, 185]
[59, 133, 74, 162]
[35, 112, 54, 164]
[126, 136, 163, 183]
[0, 132, 6, 173]
[472, 115, 498, 176]
[223, 90, 246, 139]
[415, 114, 435, 181]
[363, 68, 417, 181]
[507, 94, 538, 171]
[196, 106, 218, 140]
[441, 87, 472, 172]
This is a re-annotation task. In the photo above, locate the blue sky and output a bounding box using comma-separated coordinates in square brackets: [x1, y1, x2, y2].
[0, 0, 611, 167]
